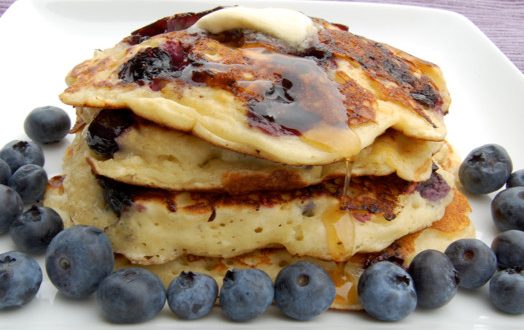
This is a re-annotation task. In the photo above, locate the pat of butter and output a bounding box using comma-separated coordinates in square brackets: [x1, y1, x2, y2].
[194, 7, 318, 49]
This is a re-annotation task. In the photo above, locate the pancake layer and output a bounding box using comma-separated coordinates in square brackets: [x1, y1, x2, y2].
[44, 134, 456, 265]
[77, 108, 442, 193]
[116, 190, 473, 310]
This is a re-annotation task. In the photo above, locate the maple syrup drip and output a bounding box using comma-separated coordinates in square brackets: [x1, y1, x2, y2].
[320, 160, 355, 260]
[330, 264, 358, 307]
[340, 159, 353, 209]
[322, 206, 347, 260]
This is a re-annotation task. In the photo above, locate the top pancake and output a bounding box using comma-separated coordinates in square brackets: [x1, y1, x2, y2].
[60, 8, 450, 165]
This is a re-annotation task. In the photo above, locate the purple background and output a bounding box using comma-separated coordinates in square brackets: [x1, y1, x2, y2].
[1, 0, 523, 73]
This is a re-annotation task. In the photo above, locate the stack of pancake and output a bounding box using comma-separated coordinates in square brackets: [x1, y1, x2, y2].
[44, 7, 474, 310]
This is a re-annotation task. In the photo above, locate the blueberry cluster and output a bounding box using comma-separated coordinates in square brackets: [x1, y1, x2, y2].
[459, 144, 524, 313]
[358, 234, 524, 320]
[459, 144, 524, 231]
[47, 238, 335, 324]
[358, 144, 524, 321]
[0, 140, 64, 250]
[96, 260, 335, 323]
[1, 106, 71, 310]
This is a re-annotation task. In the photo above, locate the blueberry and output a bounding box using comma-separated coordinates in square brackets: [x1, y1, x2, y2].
[408, 250, 458, 308]
[415, 170, 450, 202]
[24, 106, 71, 144]
[491, 230, 524, 269]
[86, 110, 134, 157]
[0, 251, 42, 309]
[8, 164, 48, 204]
[0, 185, 24, 234]
[219, 268, 274, 322]
[9, 205, 64, 254]
[445, 239, 497, 289]
[358, 261, 417, 321]
[0, 159, 10, 185]
[119, 47, 175, 83]
[274, 261, 336, 320]
[97, 177, 134, 216]
[489, 269, 524, 314]
[459, 144, 512, 194]
[97, 268, 166, 323]
[507, 169, 524, 188]
[491, 187, 524, 231]
[167, 271, 218, 320]
[45, 225, 114, 298]
[0, 140, 44, 173]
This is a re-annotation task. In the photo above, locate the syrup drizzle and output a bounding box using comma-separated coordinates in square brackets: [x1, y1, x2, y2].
[321, 206, 348, 260]
[340, 158, 353, 209]
[321, 159, 354, 260]
[186, 45, 363, 159]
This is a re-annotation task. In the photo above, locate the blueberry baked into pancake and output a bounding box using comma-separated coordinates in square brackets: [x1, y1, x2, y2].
[44, 7, 473, 311]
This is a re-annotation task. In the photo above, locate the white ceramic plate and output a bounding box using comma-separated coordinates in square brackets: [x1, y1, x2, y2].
[1, 0, 523, 328]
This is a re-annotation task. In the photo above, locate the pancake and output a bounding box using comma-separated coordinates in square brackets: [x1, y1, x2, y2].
[44, 134, 456, 265]
[77, 108, 442, 193]
[113, 189, 474, 310]
[60, 7, 450, 166]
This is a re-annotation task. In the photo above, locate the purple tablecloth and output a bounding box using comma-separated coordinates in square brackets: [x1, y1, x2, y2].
[1, 0, 522, 73]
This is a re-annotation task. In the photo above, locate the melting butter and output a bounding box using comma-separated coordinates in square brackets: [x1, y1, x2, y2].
[194, 7, 318, 49]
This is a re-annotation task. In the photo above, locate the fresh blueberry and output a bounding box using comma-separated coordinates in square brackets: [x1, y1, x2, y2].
[167, 271, 217, 320]
[0, 140, 44, 173]
[9, 205, 64, 254]
[507, 169, 524, 188]
[408, 250, 458, 308]
[274, 261, 335, 320]
[0, 159, 10, 185]
[445, 239, 497, 289]
[459, 144, 512, 194]
[489, 269, 524, 314]
[45, 225, 114, 298]
[0, 251, 42, 309]
[8, 164, 48, 204]
[491, 187, 524, 231]
[491, 230, 524, 269]
[24, 106, 71, 144]
[0, 184, 24, 234]
[219, 268, 274, 322]
[97, 267, 166, 323]
[358, 261, 417, 321]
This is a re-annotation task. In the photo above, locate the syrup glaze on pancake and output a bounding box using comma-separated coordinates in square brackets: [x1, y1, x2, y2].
[121, 9, 446, 126]
[60, 8, 450, 165]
